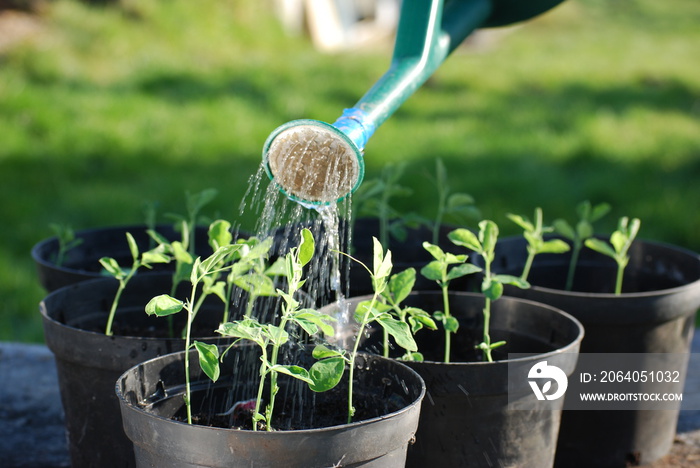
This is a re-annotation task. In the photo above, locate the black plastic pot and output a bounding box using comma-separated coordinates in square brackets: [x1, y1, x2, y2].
[321, 291, 584, 468]
[116, 345, 426, 468]
[31, 223, 238, 292]
[40, 273, 245, 468]
[492, 236, 700, 467]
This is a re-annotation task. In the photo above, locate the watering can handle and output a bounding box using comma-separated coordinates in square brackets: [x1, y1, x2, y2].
[332, 0, 492, 151]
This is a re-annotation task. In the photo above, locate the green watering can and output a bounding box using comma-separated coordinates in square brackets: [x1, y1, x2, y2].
[263, 0, 565, 205]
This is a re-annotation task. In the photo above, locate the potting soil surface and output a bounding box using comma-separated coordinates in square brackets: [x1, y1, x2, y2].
[1, 338, 700, 468]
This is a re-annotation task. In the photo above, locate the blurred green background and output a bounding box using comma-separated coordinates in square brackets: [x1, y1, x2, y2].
[1, 0, 699, 343]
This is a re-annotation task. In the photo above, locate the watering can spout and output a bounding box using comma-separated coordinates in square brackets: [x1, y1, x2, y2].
[263, 0, 565, 205]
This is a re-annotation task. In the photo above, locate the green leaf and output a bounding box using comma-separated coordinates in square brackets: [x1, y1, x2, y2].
[194, 341, 220, 382]
[420, 261, 443, 281]
[298, 228, 315, 267]
[446, 263, 481, 281]
[448, 228, 481, 252]
[378, 316, 417, 352]
[610, 230, 627, 254]
[493, 274, 530, 289]
[308, 357, 345, 392]
[506, 213, 533, 232]
[145, 294, 184, 316]
[234, 273, 277, 297]
[447, 193, 474, 209]
[203, 280, 228, 303]
[422, 242, 445, 261]
[312, 344, 345, 360]
[373, 238, 393, 280]
[406, 308, 437, 330]
[585, 238, 617, 258]
[216, 320, 264, 344]
[591, 203, 611, 222]
[576, 220, 594, 240]
[199, 245, 238, 275]
[479, 220, 499, 253]
[269, 364, 314, 385]
[99, 257, 123, 278]
[553, 219, 575, 240]
[141, 248, 171, 267]
[386, 268, 416, 304]
[295, 309, 336, 337]
[482, 280, 504, 301]
[540, 239, 570, 254]
[444, 316, 460, 333]
[126, 232, 139, 262]
[208, 219, 232, 250]
[264, 257, 287, 277]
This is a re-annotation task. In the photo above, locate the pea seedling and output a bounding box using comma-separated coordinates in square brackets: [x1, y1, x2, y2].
[553, 201, 611, 290]
[507, 207, 570, 281]
[49, 223, 83, 267]
[449, 221, 529, 362]
[420, 240, 481, 363]
[215, 229, 339, 431]
[99, 232, 172, 336]
[584, 216, 641, 295]
[329, 237, 424, 423]
[430, 158, 479, 245]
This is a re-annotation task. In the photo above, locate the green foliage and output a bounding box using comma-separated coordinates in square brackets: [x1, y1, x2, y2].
[585, 216, 641, 295]
[449, 222, 529, 362]
[430, 159, 480, 244]
[100, 232, 172, 336]
[553, 201, 611, 290]
[338, 237, 429, 422]
[508, 207, 570, 281]
[420, 240, 481, 363]
[48, 223, 83, 267]
[215, 228, 338, 431]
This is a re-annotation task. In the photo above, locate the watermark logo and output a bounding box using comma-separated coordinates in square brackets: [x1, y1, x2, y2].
[528, 361, 568, 401]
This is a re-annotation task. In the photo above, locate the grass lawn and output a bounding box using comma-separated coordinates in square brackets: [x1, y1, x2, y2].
[1, 0, 699, 342]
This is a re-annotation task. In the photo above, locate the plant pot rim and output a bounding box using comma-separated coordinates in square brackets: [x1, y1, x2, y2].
[335, 290, 585, 367]
[40, 273, 223, 343]
[116, 348, 426, 435]
[499, 236, 700, 299]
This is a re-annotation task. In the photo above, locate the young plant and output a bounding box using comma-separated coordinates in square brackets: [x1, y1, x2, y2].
[352, 162, 413, 248]
[430, 158, 479, 245]
[145, 241, 242, 424]
[49, 223, 83, 267]
[507, 207, 570, 281]
[379, 267, 437, 361]
[420, 241, 481, 363]
[584, 216, 641, 295]
[449, 221, 529, 362]
[99, 232, 172, 336]
[331, 237, 423, 423]
[214, 229, 340, 431]
[553, 201, 611, 291]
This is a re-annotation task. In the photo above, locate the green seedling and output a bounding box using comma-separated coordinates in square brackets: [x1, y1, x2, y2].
[553, 201, 611, 291]
[584, 216, 641, 295]
[215, 229, 340, 431]
[99, 232, 172, 336]
[353, 162, 414, 248]
[449, 221, 529, 362]
[420, 241, 481, 363]
[430, 158, 479, 245]
[333, 237, 424, 423]
[49, 223, 83, 267]
[145, 241, 242, 424]
[379, 267, 436, 361]
[507, 207, 570, 281]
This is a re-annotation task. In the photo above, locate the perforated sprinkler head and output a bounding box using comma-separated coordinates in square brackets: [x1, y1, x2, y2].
[263, 119, 365, 206]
